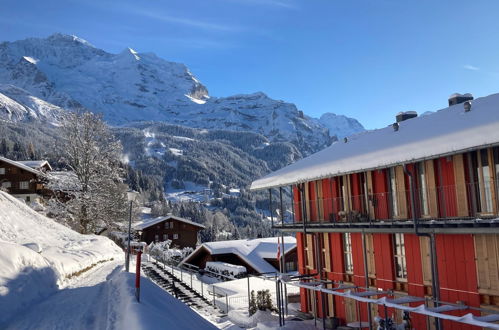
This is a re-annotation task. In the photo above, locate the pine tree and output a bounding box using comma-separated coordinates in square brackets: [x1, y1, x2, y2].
[249, 290, 257, 315]
[0, 138, 8, 156]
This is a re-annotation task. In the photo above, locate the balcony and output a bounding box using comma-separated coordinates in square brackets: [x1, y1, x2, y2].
[270, 181, 499, 233]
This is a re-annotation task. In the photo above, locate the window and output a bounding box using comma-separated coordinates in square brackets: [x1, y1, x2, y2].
[164, 222, 169, 229]
[170, 222, 174, 229]
[285, 260, 297, 272]
[471, 149, 494, 213]
[19, 181, 29, 189]
[393, 233, 407, 280]
[0, 168, 5, 175]
[26, 196, 31, 202]
[389, 167, 399, 217]
[342, 233, 353, 274]
[417, 162, 429, 216]
[154, 234, 159, 242]
[163, 234, 168, 241]
[173, 234, 179, 240]
[1, 181, 11, 188]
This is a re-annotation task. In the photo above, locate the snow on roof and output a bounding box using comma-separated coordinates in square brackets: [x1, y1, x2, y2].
[251, 92, 499, 190]
[46, 171, 80, 191]
[135, 215, 205, 230]
[181, 237, 296, 274]
[17, 160, 52, 171]
[0, 156, 46, 177]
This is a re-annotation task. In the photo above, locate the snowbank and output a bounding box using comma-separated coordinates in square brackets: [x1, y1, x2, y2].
[206, 261, 247, 279]
[0, 191, 122, 325]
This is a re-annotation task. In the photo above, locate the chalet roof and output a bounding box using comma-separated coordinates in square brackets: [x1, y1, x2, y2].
[17, 160, 52, 171]
[180, 237, 296, 274]
[251, 92, 499, 190]
[0, 156, 46, 177]
[135, 215, 205, 230]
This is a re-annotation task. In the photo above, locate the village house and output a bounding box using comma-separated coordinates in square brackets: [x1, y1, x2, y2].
[135, 215, 205, 249]
[0, 156, 52, 203]
[251, 93, 499, 329]
[180, 237, 297, 275]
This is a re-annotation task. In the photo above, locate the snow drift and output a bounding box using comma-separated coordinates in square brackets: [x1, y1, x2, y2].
[0, 191, 122, 325]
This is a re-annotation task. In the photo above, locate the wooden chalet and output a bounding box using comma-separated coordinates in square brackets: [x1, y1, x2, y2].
[251, 93, 499, 329]
[0, 156, 51, 203]
[135, 215, 205, 249]
[180, 237, 297, 275]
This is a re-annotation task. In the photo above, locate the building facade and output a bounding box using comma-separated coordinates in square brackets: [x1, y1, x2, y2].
[251, 94, 499, 329]
[0, 157, 51, 202]
[136, 215, 205, 249]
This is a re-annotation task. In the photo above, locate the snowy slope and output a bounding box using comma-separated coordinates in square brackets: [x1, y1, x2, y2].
[0, 34, 340, 151]
[318, 112, 365, 138]
[0, 191, 122, 325]
[0, 84, 66, 123]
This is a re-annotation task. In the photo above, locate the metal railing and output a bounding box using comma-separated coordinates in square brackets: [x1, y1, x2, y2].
[277, 180, 499, 226]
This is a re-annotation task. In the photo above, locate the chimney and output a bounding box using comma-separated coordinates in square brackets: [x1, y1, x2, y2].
[463, 100, 472, 112]
[396, 111, 418, 123]
[448, 93, 473, 106]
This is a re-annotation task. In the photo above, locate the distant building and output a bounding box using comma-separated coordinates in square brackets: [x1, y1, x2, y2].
[0, 156, 51, 203]
[135, 215, 205, 249]
[180, 237, 297, 274]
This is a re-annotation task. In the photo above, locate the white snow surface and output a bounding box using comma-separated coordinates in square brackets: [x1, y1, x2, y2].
[206, 261, 247, 275]
[0, 191, 122, 325]
[0, 84, 66, 124]
[318, 112, 365, 138]
[182, 237, 296, 274]
[251, 92, 499, 190]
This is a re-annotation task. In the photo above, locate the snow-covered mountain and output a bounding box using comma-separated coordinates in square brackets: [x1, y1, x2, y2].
[0, 34, 363, 152]
[0, 84, 66, 124]
[318, 112, 365, 138]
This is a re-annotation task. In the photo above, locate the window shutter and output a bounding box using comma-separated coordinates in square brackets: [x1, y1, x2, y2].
[453, 154, 469, 217]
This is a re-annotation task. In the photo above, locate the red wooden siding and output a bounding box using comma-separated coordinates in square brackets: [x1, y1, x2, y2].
[404, 234, 427, 330]
[372, 169, 389, 219]
[437, 157, 458, 218]
[293, 185, 302, 222]
[309, 181, 318, 221]
[322, 178, 333, 222]
[436, 234, 481, 330]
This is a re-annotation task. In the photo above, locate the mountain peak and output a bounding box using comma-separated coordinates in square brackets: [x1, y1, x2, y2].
[46, 33, 95, 48]
[119, 47, 141, 61]
[319, 112, 365, 138]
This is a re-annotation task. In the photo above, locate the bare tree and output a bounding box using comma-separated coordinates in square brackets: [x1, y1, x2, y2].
[54, 111, 128, 234]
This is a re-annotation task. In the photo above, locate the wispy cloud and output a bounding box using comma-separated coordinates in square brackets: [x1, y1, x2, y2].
[135, 10, 241, 32]
[463, 64, 480, 71]
[224, 0, 298, 9]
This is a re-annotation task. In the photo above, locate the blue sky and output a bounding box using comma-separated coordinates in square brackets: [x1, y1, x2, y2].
[2, 0, 499, 129]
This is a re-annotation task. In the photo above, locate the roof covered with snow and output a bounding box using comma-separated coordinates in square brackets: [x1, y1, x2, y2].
[0, 156, 46, 177]
[135, 215, 205, 230]
[17, 160, 52, 171]
[181, 237, 296, 274]
[251, 92, 499, 190]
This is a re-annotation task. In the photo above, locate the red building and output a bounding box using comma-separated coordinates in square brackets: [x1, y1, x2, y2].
[251, 94, 499, 329]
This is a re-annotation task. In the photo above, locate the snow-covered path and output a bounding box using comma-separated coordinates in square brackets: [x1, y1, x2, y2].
[6, 260, 124, 330]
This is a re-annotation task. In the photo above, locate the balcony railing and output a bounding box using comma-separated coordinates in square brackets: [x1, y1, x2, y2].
[272, 180, 499, 227]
